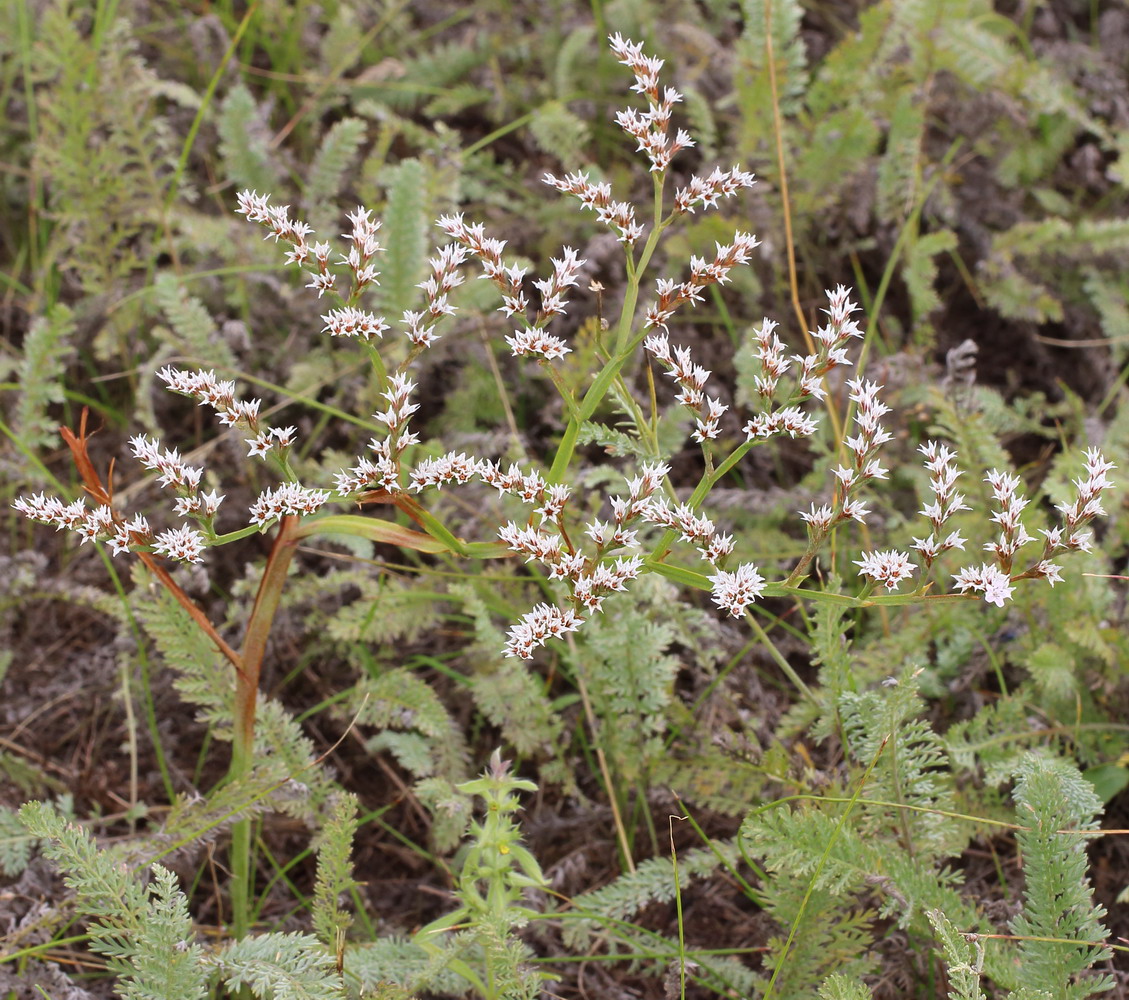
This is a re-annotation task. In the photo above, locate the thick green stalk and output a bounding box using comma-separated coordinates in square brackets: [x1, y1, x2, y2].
[548, 174, 670, 485]
[228, 514, 301, 938]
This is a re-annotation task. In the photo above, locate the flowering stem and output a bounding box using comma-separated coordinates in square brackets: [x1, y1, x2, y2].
[615, 175, 666, 358]
[783, 525, 834, 588]
[547, 177, 678, 485]
[541, 360, 583, 422]
[547, 325, 659, 484]
[229, 513, 300, 938]
[138, 551, 244, 672]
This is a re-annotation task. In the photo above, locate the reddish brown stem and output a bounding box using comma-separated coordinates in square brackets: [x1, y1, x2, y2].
[235, 514, 301, 752]
[61, 411, 244, 674]
[137, 551, 245, 675]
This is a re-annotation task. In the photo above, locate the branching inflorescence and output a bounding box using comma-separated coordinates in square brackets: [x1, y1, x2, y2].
[14, 35, 1114, 664]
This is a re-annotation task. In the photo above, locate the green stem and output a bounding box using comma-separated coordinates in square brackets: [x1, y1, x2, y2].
[548, 174, 671, 485]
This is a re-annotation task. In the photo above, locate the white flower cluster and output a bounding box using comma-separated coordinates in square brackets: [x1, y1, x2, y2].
[12, 494, 206, 564]
[613, 474, 765, 618]
[952, 563, 1015, 607]
[248, 483, 332, 528]
[128, 435, 202, 491]
[854, 550, 916, 592]
[503, 604, 585, 661]
[491, 462, 667, 657]
[958, 447, 1114, 602]
[532, 247, 586, 321]
[410, 451, 478, 492]
[641, 496, 725, 555]
[708, 563, 767, 618]
[740, 287, 866, 444]
[150, 524, 207, 564]
[236, 190, 312, 253]
[912, 442, 970, 566]
[799, 377, 892, 532]
[644, 233, 761, 330]
[129, 434, 226, 528]
[542, 171, 644, 245]
[156, 366, 298, 467]
[322, 305, 387, 342]
[246, 426, 298, 460]
[744, 407, 819, 440]
[546, 38, 753, 239]
[157, 367, 261, 429]
[240, 190, 472, 354]
[644, 331, 728, 442]
[1050, 447, 1114, 553]
[503, 327, 572, 361]
[236, 190, 335, 299]
[608, 33, 694, 172]
[852, 443, 1115, 607]
[437, 213, 585, 363]
[334, 374, 420, 496]
[436, 213, 525, 316]
[479, 461, 561, 509]
[674, 166, 757, 215]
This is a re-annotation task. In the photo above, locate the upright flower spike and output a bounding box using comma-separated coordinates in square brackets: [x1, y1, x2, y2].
[983, 469, 1033, 572]
[339, 206, 383, 292]
[533, 247, 586, 320]
[1051, 447, 1115, 553]
[796, 377, 892, 538]
[608, 33, 693, 172]
[791, 285, 866, 401]
[402, 244, 468, 347]
[644, 332, 729, 443]
[749, 318, 791, 400]
[912, 441, 970, 568]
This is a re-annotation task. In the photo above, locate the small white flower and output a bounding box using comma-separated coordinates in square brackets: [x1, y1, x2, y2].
[709, 563, 766, 617]
[306, 272, 335, 297]
[249, 484, 331, 527]
[503, 603, 584, 659]
[1035, 560, 1064, 586]
[151, 525, 206, 564]
[855, 550, 916, 592]
[953, 563, 1015, 607]
[798, 503, 835, 531]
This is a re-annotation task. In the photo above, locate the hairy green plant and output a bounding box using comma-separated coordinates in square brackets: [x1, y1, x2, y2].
[7, 302, 75, 459]
[33, 3, 181, 301]
[413, 750, 549, 1000]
